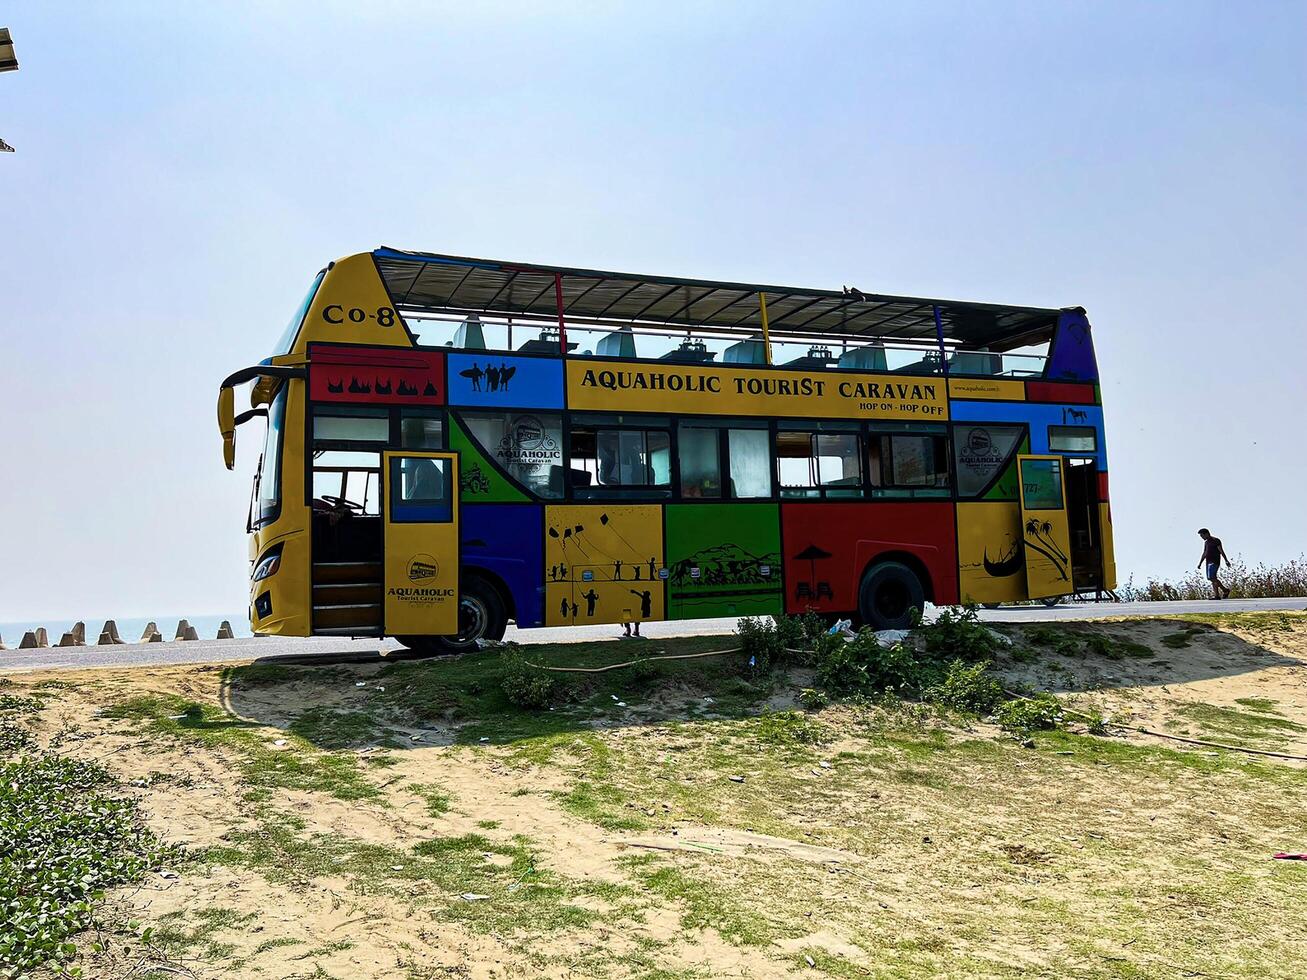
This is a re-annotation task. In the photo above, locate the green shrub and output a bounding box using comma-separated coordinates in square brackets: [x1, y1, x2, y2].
[756, 710, 828, 745]
[816, 633, 921, 697]
[917, 606, 1003, 663]
[499, 651, 557, 710]
[0, 755, 178, 974]
[995, 694, 1064, 736]
[797, 688, 829, 709]
[927, 660, 1005, 715]
[0, 722, 32, 755]
[736, 613, 827, 671]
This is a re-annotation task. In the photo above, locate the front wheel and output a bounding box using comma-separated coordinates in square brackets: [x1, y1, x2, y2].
[395, 575, 507, 656]
[1038, 595, 1062, 608]
[858, 561, 925, 631]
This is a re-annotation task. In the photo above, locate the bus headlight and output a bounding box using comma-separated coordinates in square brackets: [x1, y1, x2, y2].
[252, 545, 284, 581]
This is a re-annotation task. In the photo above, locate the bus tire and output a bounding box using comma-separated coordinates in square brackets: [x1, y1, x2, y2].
[396, 575, 507, 656]
[857, 561, 925, 631]
[1039, 595, 1062, 608]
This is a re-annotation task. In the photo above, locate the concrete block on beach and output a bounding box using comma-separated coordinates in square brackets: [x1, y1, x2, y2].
[35, 627, 49, 648]
[175, 619, 199, 641]
[20, 632, 39, 649]
[58, 621, 87, 647]
[97, 620, 125, 645]
[145, 630, 163, 642]
[141, 621, 160, 641]
[216, 620, 235, 640]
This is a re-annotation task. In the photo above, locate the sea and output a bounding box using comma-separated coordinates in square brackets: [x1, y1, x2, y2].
[0, 614, 251, 646]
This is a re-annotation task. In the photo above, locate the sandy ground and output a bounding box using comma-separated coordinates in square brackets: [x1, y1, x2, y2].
[5, 612, 1307, 979]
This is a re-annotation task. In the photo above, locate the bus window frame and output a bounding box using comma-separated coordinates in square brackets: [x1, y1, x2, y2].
[250, 386, 288, 530]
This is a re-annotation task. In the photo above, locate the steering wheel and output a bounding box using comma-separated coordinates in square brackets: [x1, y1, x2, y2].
[320, 494, 365, 513]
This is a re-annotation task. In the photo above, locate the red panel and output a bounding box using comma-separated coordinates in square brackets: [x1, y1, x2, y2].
[1026, 380, 1096, 404]
[780, 502, 958, 615]
[1097, 471, 1110, 502]
[309, 345, 445, 405]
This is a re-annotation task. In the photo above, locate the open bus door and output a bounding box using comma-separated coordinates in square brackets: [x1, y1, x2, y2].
[1017, 455, 1074, 600]
[382, 451, 460, 637]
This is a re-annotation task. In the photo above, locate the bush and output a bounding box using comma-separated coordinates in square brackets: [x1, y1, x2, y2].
[756, 710, 828, 745]
[916, 606, 1004, 663]
[0, 755, 177, 974]
[927, 660, 1005, 715]
[736, 613, 828, 671]
[797, 688, 829, 709]
[499, 651, 557, 710]
[995, 694, 1064, 736]
[816, 633, 922, 697]
[1118, 555, 1307, 601]
[0, 722, 33, 755]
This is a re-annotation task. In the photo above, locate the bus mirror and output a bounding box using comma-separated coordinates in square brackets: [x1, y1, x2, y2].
[218, 387, 236, 470]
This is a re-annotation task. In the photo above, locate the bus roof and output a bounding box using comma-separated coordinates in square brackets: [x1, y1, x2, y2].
[372, 246, 1072, 351]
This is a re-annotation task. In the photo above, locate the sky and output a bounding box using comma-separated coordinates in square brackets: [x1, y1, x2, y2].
[1, 1, 1304, 621]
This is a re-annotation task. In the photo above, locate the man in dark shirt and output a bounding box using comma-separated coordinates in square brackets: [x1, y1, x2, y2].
[1197, 529, 1231, 599]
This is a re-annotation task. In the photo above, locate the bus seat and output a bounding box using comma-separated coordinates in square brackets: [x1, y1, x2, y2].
[453, 315, 487, 350]
[595, 327, 637, 358]
[550, 465, 592, 496]
[722, 337, 768, 364]
[948, 350, 1002, 375]
[837, 344, 887, 371]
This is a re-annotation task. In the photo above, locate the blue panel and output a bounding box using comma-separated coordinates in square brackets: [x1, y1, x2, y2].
[1045, 311, 1100, 382]
[951, 401, 1107, 468]
[446, 353, 564, 410]
[461, 504, 545, 628]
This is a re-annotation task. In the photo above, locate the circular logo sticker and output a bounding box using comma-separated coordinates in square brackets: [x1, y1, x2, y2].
[408, 554, 439, 582]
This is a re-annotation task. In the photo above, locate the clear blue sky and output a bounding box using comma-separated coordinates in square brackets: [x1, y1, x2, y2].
[2, 2, 1304, 620]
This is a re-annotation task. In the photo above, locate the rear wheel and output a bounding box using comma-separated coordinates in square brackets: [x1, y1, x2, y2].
[858, 561, 925, 631]
[395, 575, 507, 656]
[1038, 595, 1062, 608]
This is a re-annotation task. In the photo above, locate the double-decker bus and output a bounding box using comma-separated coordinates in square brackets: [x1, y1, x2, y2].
[218, 248, 1115, 652]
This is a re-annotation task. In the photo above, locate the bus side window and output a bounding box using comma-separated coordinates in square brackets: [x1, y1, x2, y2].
[678, 424, 721, 498]
[775, 430, 862, 499]
[725, 428, 770, 499]
[868, 425, 950, 498]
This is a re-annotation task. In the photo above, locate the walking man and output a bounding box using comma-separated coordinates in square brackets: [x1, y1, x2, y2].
[1197, 528, 1231, 599]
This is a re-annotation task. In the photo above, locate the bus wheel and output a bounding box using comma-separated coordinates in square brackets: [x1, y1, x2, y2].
[1038, 595, 1062, 608]
[858, 561, 925, 631]
[396, 577, 507, 656]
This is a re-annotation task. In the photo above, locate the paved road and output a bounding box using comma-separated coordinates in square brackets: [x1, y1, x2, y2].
[2, 598, 1303, 673]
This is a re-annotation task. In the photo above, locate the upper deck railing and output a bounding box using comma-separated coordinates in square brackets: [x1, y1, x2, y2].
[402, 312, 1050, 379]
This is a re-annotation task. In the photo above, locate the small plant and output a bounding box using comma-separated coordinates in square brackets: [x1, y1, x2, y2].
[756, 711, 828, 745]
[797, 688, 829, 709]
[927, 660, 1005, 715]
[816, 633, 921, 697]
[0, 721, 33, 755]
[1024, 626, 1082, 657]
[995, 694, 1064, 737]
[499, 651, 557, 710]
[736, 613, 827, 671]
[917, 606, 1003, 663]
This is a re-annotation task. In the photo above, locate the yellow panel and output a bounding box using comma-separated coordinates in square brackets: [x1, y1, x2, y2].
[384, 452, 460, 636]
[294, 253, 413, 353]
[1100, 502, 1117, 590]
[544, 504, 665, 627]
[566, 360, 948, 422]
[1017, 455, 1074, 599]
[957, 502, 1028, 604]
[948, 377, 1026, 401]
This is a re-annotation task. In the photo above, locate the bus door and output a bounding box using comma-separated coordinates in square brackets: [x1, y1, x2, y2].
[1017, 455, 1074, 599]
[382, 451, 460, 636]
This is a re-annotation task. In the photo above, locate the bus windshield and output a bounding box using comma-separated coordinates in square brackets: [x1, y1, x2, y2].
[252, 387, 286, 527]
[271, 270, 325, 356]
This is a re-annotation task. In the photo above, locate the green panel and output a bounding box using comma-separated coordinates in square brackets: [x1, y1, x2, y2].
[448, 418, 529, 503]
[665, 503, 783, 620]
[982, 435, 1030, 502]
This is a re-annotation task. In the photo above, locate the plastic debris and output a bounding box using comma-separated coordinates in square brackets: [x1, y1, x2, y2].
[1273, 852, 1307, 860]
[984, 628, 1014, 647]
[391, 865, 404, 871]
[617, 701, 627, 708]
[729, 775, 745, 783]
[819, 760, 832, 769]
[703, 696, 714, 704]
[479, 737, 490, 742]
[157, 870, 179, 879]
[872, 629, 911, 648]
[273, 739, 287, 747]
[610, 695, 620, 701]
[805, 954, 816, 967]
[460, 893, 490, 901]
[355, 682, 367, 688]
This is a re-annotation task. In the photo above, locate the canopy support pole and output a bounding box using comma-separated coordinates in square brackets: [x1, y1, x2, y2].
[554, 274, 568, 355]
[933, 305, 949, 377]
[759, 292, 773, 365]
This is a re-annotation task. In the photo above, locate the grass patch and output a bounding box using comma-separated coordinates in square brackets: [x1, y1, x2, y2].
[289, 707, 385, 750]
[409, 782, 452, 817]
[0, 721, 34, 754]
[0, 754, 179, 975]
[1234, 697, 1281, 714]
[100, 695, 381, 802]
[1176, 702, 1306, 748]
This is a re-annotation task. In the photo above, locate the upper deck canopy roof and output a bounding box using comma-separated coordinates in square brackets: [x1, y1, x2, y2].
[373, 246, 1070, 350]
